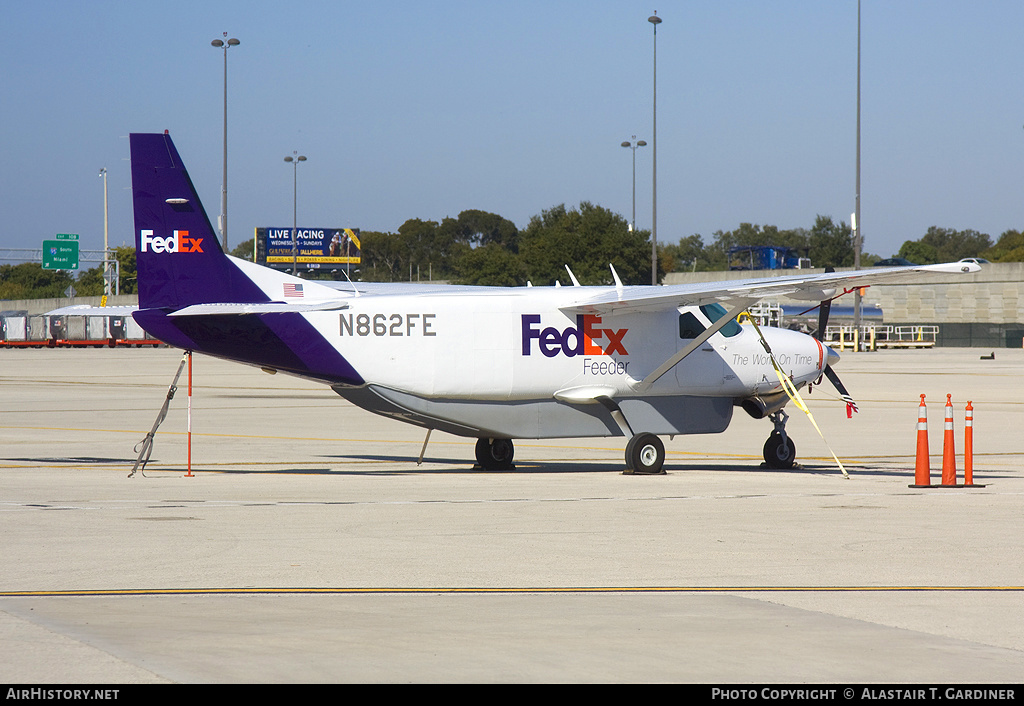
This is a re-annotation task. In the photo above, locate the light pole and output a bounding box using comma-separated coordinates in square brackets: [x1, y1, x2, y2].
[621, 137, 647, 231]
[211, 34, 240, 251]
[648, 12, 662, 286]
[285, 152, 307, 276]
[853, 0, 863, 332]
[98, 167, 110, 297]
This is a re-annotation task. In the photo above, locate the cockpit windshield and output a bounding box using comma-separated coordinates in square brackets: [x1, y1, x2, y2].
[699, 303, 742, 338]
[678, 304, 744, 339]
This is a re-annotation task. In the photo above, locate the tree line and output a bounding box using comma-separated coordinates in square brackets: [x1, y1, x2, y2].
[0, 246, 137, 301]
[896, 226, 1020, 264]
[339, 210, 861, 285]
[359, 204, 653, 286]
[661, 216, 858, 273]
[3, 204, 1021, 299]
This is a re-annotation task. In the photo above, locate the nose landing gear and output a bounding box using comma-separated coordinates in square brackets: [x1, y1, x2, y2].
[763, 410, 797, 469]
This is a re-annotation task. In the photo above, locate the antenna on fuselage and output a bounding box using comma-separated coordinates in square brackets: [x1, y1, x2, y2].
[564, 265, 581, 287]
[340, 269, 361, 297]
[609, 263, 624, 297]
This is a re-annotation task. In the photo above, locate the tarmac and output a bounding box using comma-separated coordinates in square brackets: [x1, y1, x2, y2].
[1, 346, 1022, 683]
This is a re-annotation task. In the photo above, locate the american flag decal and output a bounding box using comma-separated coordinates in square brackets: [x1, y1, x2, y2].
[283, 283, 304, 298]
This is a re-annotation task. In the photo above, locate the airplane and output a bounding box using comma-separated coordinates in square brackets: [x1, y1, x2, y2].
[72, 131, 982, 474]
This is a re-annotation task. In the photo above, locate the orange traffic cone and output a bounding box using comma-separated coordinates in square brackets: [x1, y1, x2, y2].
[911, 394, 931, 487]
[941, 394, 957, 486]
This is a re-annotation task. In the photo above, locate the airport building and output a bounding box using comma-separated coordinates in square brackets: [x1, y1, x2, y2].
[668, 262, 1024, 348]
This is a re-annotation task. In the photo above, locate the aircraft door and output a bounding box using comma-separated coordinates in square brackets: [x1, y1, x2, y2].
[673, 308, 727, 394]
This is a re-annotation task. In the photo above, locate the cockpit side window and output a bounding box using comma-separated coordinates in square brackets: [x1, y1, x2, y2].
[698, 303, 742, 338]
[679, 312, 705, 339]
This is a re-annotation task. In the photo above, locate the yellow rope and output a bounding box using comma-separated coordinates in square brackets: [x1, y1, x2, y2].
[747, 316, 849, 479]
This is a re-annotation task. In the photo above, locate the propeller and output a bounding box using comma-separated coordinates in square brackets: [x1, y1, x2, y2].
[813, 267, 858, 416]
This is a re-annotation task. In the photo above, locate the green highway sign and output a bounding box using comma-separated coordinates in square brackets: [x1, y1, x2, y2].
[42, 239, 79, 270]
[55, 233, 79, 240]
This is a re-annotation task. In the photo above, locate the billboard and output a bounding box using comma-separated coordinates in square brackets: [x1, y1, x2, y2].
[255, 227, 361, 270]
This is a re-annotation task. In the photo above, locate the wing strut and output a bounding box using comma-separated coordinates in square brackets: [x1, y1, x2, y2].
[596, 396, 634, 438]
[634, 300, 755, 392]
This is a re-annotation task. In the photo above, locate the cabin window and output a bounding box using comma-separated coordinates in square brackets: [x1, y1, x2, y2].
[679, 312, 705, 339]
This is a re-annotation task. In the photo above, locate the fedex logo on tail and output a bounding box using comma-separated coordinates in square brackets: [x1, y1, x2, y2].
[140, 230, 204, 254]
[521, 314, 628, 358]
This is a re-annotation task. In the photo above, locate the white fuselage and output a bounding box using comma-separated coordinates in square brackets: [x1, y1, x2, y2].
[301, 287, 826, 403]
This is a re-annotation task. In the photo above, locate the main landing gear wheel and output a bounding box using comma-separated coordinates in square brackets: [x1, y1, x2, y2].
[624, 433, 666, 475]
[763, 431, 797, 469]
[475, 437, 515, 470]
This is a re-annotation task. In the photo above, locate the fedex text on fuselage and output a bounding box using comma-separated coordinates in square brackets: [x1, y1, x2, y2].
[521, 314, 628, 358]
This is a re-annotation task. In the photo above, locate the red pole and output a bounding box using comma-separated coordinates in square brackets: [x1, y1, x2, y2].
[964, 401, 973, 487]
[941, 394, 956, 486]
[185, 351, 193, 477]
[912, 394, 931, 487]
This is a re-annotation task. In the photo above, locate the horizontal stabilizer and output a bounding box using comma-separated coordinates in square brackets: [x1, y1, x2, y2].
[167, 301, 351, 316]
[46, 305, 139, 317]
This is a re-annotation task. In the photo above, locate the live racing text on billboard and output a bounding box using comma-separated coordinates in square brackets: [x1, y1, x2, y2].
[255, 227, 360, 271]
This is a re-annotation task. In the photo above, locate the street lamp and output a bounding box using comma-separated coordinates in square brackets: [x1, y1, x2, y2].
[648, 12, 662, 286]
[211, 34, 240, 251]
[621, 137, 647, 231]
[98, 167, 112, 297]
[285, 152, 307, 276]
[853, 0, 863, 331]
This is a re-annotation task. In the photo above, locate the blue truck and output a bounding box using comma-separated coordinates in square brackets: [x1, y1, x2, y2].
[729, 245, 811, 270]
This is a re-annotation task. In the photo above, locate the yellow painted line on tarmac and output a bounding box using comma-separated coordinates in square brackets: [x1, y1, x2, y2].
[0, 424, 406, 442]
[2, 586, 1023, 598]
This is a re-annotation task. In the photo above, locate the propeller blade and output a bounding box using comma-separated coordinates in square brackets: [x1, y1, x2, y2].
[824, 365, 858, 415]
[814, 266, 835, 341]
[816, 299, 831, 341]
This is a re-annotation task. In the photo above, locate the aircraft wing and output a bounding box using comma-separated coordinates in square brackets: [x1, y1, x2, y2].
[45, 262, 979, 318]
[561, 261, 981, 315]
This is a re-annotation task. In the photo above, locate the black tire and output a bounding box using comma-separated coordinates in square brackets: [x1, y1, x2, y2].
[475, 437, 515, 470]
[763, 432, 796, 469]
[626, 433, 665, 474]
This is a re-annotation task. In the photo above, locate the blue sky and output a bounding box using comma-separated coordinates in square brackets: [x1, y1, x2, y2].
[3, 1, 1023, 266]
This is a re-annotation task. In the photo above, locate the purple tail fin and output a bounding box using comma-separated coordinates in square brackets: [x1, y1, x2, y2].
[130, 132, 268, 310]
